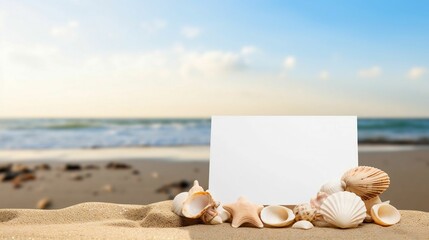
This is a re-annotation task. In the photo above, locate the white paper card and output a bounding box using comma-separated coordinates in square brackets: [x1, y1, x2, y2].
[209, 116, 358, 205]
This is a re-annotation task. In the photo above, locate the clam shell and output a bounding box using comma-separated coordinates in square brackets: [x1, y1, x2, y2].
[292, 220, 314, 230]
[172, 192, 188, 216]
[293, 203, 317, 222]
[341, 166, 390, 200]
[260, 205, 295, 227]
[371, 203, 400, 226]
[320, 180, 346, 195]
[182, 191, 216, 218]
[320, 191, 366, 228]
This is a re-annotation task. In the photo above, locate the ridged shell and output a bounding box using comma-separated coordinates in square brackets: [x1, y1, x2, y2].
[320, 180, 346, 195]
[371, 203, 400, 226]
[292, 220, 314, 230]
[293, 203, 317, 222]
[172, 192, 188, 216]
[182, 191, 216, 218]
[260, 205, 295, 227]
[320, 191, 366, 228]
[341, 166, 390, 200]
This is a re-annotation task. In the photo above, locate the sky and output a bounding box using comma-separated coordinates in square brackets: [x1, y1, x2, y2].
[0, 0, 428, 118]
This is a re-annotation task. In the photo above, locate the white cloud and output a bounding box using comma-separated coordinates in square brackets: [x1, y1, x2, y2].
[358, 66, 381, 78]
[180, 51, 244, 77]
[283, 56, 296, 69]
[181, 26, 201, 39]
[51, 20, 79, 38]
[407, 67, 426, 79]
[141, 19, 167, 33]
[319, 70, 329, 80]
[241, 46, 257, 55]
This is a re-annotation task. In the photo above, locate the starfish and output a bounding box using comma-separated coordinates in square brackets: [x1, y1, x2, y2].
[223, 196, 264, 228]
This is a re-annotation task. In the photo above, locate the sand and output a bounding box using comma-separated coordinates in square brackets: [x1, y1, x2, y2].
[0, 201, 427, 239]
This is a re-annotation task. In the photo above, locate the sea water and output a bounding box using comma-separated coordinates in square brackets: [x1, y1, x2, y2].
[0, 118, 428, 149]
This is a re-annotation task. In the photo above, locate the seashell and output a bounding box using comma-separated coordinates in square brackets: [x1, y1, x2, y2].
[320, 191, 366, 229]
[341, 166, 390, 200]
[310, 192, 329, 211]
[364, 213, 373, 223]
[320, 180, 346, 195]
[293, 203, 317, 222]
[312, 219, 334, 228]
[172, 192, 188, 216]
[260, 205, 295, 227]
[364, 196, 382, 214]
[217, 205, 231, 222]
[188, 180, 204, 195]
[182, 191, 217, 219]
[201, 206, 222, 225]
[371, 202, 400, 226]
[292, 220, 314, 230]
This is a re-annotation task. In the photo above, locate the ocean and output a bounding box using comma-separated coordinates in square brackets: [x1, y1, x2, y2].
[0, 118, 428, 149]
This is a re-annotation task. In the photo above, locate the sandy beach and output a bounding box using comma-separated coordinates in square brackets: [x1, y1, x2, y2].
[0, 145, 428, 239]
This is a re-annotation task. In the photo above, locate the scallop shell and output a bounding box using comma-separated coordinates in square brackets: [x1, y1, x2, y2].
[341, 166, 390, 200]
[292, 220, 314, 230]
[293, 203, 317, 222]
[320, 191, 366, 228]
[182, 191, 217, 218]
[371, 203, 400, 226]
[172, 192, 188, 216]
[320, 180, 346, 195]
[260, 205, 295, 227]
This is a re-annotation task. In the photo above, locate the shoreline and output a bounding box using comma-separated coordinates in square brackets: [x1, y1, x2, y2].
[1, 145, 429, 163]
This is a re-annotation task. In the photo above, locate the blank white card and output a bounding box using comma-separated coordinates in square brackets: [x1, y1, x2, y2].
[209, 116, 358, 205]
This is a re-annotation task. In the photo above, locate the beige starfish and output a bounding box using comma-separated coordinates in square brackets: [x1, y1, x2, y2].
[223, 196, 264, 228]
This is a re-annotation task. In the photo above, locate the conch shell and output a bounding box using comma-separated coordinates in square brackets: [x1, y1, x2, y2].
[293, 203, 317, 222]
[371, 202, 401, 226]
[319, 191, 366, 228]
[292, 220, 314, 230]
[320, 180, 345, 195]
[172, 191, 188, 216]
[260, 205, 295, 227]
[341, 166, 390, 200]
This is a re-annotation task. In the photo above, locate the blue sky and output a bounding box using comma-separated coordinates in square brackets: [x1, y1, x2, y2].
[0, 0, 428, 117]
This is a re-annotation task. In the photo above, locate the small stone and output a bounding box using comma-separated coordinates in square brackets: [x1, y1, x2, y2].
[63, 164, 82, 171]
[70, 173, 84, 181]
[132, 170, 140, 175]
[34, 164, 51, 171]
[106, 162, 131, 170]
[102, 184, 114, 192]
[151, 171, 159, 178]
[37, 198, 51, 209]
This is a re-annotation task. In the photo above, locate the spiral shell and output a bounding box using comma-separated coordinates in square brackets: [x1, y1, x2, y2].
[293, 203, 317, 222]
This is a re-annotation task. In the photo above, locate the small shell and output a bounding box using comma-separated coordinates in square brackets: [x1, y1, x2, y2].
[310, 192, 329, 211]
[320, 180, 346, 195]
[320, 191, 366, 228]
[371, 203, 401, 226]
[260, 205, 295, 227]
[364, 196, 382, 214]
[217, 205, 231, 222]
[172, 192, 188, 216]
[182, 191, 216, 218]
[201, 206, 222, 224]
[293, 203, 317, 222]
[341, 166, 390, 200]
[188, 180, 204, 195]
[292, 220, 314, 230]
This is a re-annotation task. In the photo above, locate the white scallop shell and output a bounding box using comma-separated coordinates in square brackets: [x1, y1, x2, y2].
[182, 191, 217, 219]
[320, 191, 366, 228]
[371, 203, 400, 226]
[172, 192, 188, 216]
[292, 220, 314, 230]
[320, 180, 346, 195]
[260, 205, 295, 227]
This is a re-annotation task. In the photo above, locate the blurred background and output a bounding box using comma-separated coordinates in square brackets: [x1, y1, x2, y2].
[0, 1, 428, 211]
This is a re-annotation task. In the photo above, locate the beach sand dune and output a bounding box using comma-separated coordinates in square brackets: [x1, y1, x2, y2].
[0, 201, 428, 239]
